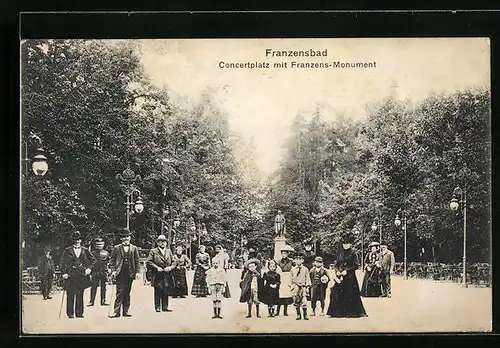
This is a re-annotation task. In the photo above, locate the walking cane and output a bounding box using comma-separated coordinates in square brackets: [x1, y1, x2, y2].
[107, 283, 116, 317]
[58, 288, 66, 319]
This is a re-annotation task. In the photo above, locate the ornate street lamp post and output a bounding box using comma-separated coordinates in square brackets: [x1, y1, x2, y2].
[23, 133, 48, 177]
[394, 208, 408, 280]
[371, 215, 382, 244]
[116, 166, 143, 230]
[450, 167, 471, 288]
[353, 228, 364, 270]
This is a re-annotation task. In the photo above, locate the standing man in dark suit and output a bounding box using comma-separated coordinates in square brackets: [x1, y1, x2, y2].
[379, 240, 396, 298]
[146, 234, 176, 312]
[109, 228, 140, 318]
[60, 231, 96, 318]
[88, 237, 110, 306]
[38, 247, 55, 300]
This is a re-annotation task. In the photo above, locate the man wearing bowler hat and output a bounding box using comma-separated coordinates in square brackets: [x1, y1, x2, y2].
[88, 237, 110, 306]
[60, 231, 96, 318]
[109, 228, 140, 318]
[38, 246, 55, 300]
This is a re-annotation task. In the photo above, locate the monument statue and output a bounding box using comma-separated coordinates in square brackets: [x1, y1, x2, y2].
[275, 210, 286, 238]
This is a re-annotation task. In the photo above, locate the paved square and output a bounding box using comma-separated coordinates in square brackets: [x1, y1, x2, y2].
[21, 270, 491, 334]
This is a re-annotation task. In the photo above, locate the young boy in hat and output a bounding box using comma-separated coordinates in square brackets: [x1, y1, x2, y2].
[290, 253, 312, 320]
[239, 260, 264, 318]
[206, 258, 227, 319]
[309, 256, 330, 316]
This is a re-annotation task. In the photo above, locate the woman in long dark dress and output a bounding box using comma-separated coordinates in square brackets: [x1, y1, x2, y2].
[191, 245, 211, 297]
[172, 245, 191, 298]
[327, 233, 368, 318]
[360, 242, 383, 297]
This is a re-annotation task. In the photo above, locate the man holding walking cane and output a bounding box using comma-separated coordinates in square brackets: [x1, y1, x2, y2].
[60, 231, 95, 318]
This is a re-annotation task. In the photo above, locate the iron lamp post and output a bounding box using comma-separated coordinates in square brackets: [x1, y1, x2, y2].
[23, 133, 48, 176]
[394, 208, 408, 280]
[450, 183, 468, 288]
[116, 166, 143, 230]
[371, 215, 383, 243]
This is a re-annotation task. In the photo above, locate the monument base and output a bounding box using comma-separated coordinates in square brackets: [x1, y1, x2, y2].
[274, 236, 287, 261]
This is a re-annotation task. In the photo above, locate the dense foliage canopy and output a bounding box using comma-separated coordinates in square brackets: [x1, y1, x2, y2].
[21, 40, 491, 266]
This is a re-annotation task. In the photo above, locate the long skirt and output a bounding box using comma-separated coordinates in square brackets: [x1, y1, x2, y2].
[327, 272, 368, 318]
[278, 271, 293, 305]
[191, 266, 209, 296]
[223, 269, 231, 298]
[360, 268, 383, 297]
[261, 285, 280, 306]
[171, 267, 189, 297]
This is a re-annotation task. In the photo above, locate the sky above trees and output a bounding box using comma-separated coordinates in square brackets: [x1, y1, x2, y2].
[138, 38, 490, 177]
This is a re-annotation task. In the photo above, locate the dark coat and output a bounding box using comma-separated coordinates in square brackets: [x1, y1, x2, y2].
[91, 249, 110, 276]
[262, 270, 280, 305]
[303, 251, 316, 270]
[239, 270, 264, 303]
[60, 246, 95, 291]
[327, 248, 367, 318]
[38, 256, 55, 277]
[146, 247, 176, 289]
[278, 257, 294, 272]
[110, 244, 140, 277]
[310, 266, 330, 286]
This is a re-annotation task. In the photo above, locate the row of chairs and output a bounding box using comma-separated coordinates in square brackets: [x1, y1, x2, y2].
[393, 262, 491, 287]
[22, 266, 111, 295]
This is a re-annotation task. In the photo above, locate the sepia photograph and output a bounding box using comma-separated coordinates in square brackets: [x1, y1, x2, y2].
[20, 38, 491, 334]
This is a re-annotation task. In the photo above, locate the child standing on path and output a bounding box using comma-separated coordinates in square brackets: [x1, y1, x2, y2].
[262, 260, 281, 317]
[206, 258, 227, 319]
[239, 261, 264, 318]
[290, 253, 312, 320]
[309, 256, 330, 316]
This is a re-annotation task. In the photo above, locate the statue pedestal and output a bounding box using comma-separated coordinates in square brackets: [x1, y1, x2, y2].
[274, 236, 287, 261]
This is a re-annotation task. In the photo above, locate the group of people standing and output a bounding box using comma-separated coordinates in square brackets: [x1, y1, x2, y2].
[145, 234, 231, 314]
[36, 227, 395, 322]
[223, 232, 371, 321]
[360, 240, 396, 298]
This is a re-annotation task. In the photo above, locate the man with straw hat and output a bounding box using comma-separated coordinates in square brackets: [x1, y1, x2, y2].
[146, 234, 176, 312]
